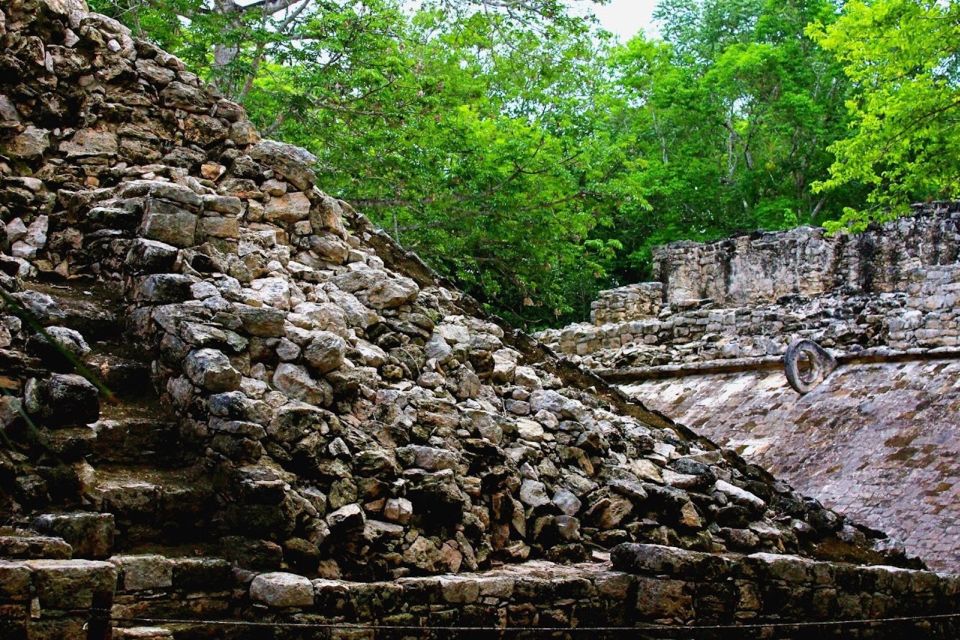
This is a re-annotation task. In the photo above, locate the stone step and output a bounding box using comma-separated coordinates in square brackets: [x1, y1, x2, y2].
[15, 281, 124, 342]
[85, 465, 216, 549]
[91, 416, 194, 467]
[87, 351, 153, 398]
[0, 530, 72, 559]
[32, 512, 115, 560]
[109, 552, 237, 632]
[44, 410, 193, 468]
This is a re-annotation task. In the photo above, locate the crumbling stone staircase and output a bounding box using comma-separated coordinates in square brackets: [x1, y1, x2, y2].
[4, 279, 204, 542]
[0, 278, 222, 639]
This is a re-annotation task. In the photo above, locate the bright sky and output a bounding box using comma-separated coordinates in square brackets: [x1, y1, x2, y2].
[571, 0, 660, 41]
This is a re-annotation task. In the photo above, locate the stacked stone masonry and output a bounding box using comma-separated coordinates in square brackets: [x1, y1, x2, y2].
[4, 546, 960, 638]
[0, 0, 956, 637]
[540, 206, 960, 574]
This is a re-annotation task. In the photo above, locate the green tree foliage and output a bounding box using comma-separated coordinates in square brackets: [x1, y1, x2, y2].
[808, 0, 960, 230]
[598, 0, 861, 282]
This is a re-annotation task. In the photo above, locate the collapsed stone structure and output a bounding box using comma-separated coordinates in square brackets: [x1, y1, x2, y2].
[0, 0, 956, 637]
[541, 203, 960, 574]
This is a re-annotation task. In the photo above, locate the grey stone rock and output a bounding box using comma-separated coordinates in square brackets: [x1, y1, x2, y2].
[25, 559, 117, 610]
[309, 235, 349, 264]
[249, 572, 314, 608]
[159, 81, 208, 112]
[138, 273, 194, 302]
[366, 275, 419, 309]
[32, 513, 114, 560]
[397, 445, 460, 471]
[59, 128, 117, 157]
[519, 479, 551, 508]
[1, 125, 49, 159]
[248, 140, 317, 191]
[402, 536, 442, 572]
[120, 180, 203, 208]
[184, 348, 241, 392]
[135, 58, 176, 85]
[268, 402, 326, 443]
[302, 331, 346, 375]
[384, 498, 413, 524]
[24, 373, 99, 427]
[264, 192, 311, 224]
[272, 363, 331, 406]
[125, 239, 178, 273]
[27, 326, 90, 362]
[325, 504, 365, 532]
[714, 479, 766, 512]
[111, 554, 173, 591]
[236, 304, 286, 337]
[140, 206, 197, 248]
[552, 489, 582, 516]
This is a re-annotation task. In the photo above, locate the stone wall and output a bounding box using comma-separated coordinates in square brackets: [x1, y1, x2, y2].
[590, 283, 663, 325]
[541, 262, 960, 369]
[652, 202, 960, 305]
[4, 546, 958, 639]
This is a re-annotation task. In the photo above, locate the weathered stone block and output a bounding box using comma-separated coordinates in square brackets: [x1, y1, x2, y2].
[264, 192, 311, 224]
[184, 348, 241, 392]
[125, 238, 178, 274]
[0, 535, 72, 560]
[197, 215, 240, 240]
[249, 572, 314, 608]
[302, 331, 346, 375]
[33, 513, 115, 559]
[111, 555, 173, 592]
[0, 561, 32, 602]
[248, 140, 317, 191]
[59, 128, 117, 157]
[236, 304, 286, 337]
[25, 559, 116, 610]
[140, 209, 197, 248]
[23, 373, 99, 428]
[138, 273, 194, 302]
[1, 126, 49, 159]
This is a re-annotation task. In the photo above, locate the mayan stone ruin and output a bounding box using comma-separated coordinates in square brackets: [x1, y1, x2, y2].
[0, 0, 957, 637]
[541, 203, 960, 575]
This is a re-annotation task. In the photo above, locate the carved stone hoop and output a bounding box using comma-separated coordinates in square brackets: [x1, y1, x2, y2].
[784, 339, 837, 394]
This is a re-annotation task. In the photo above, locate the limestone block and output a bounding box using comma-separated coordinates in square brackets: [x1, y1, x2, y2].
[33, 513, 114, 559]
[25, 559, 116, 610]
[140, 208, 197, 248]
[184, 348, 241, 392]
[110, 555, 173, 591]
[248, 140, 317, 191]
[1, 126, 49, 159]
[250, 572, 314, 608]
[24, 373, 99, 428]
[264, 192, 311, 224]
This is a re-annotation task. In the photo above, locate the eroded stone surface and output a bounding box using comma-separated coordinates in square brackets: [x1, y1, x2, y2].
[249, 571, 314, 607]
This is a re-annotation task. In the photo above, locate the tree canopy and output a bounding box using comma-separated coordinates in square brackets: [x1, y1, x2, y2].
[808, 0, 960, 231]
[90, 0, 960, 327]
